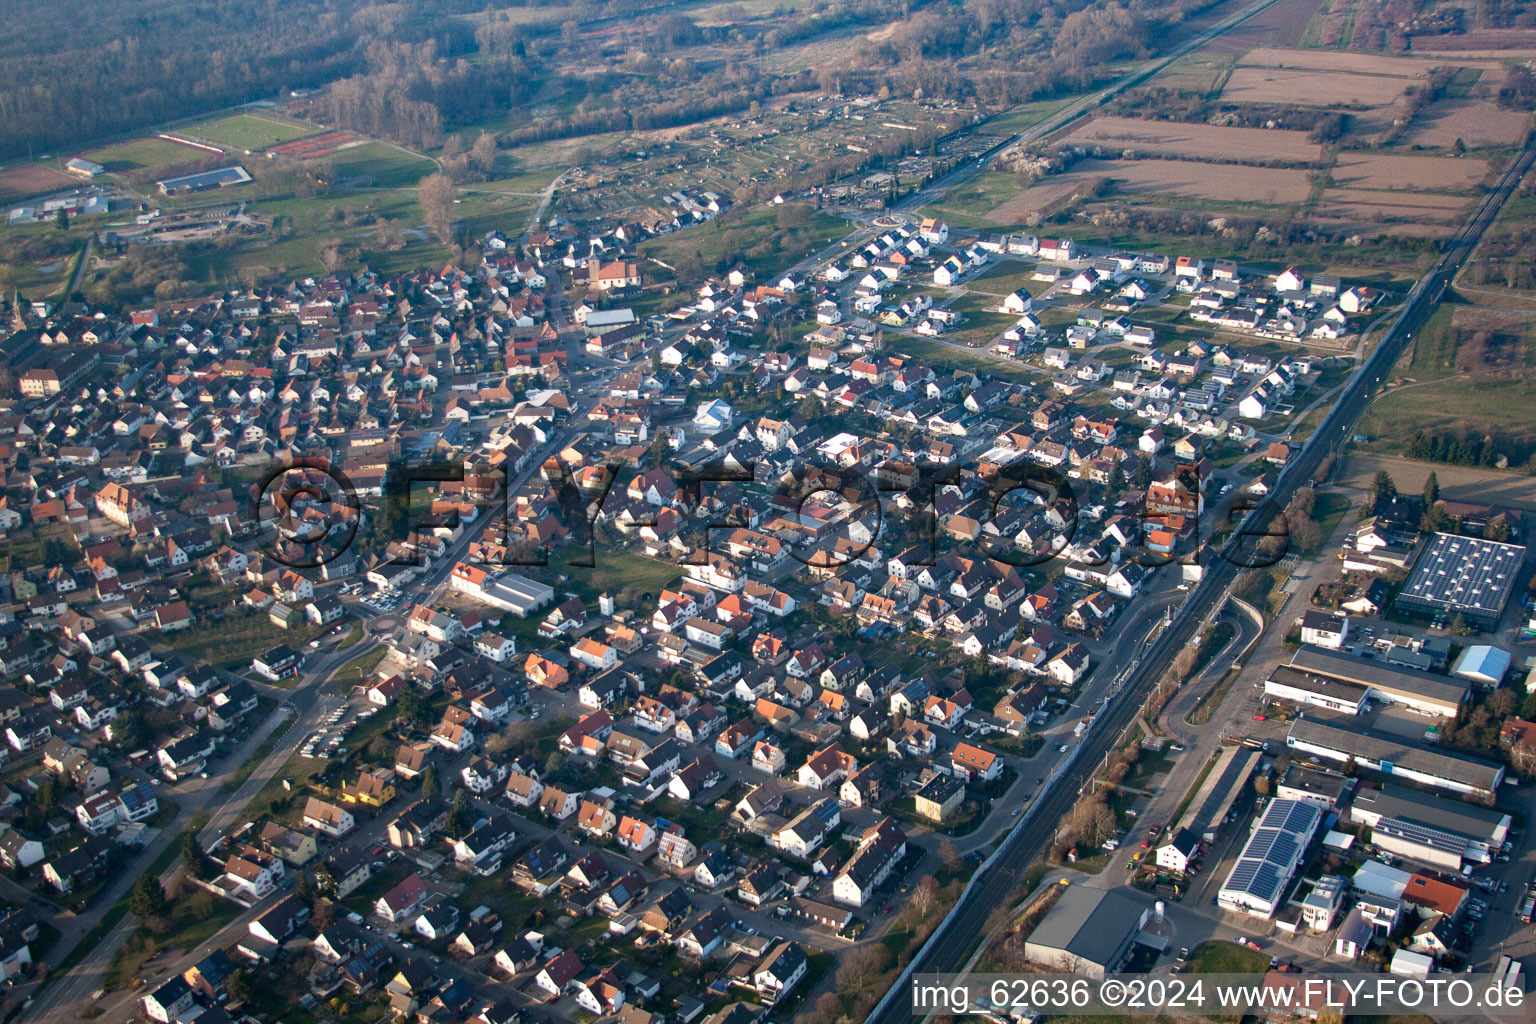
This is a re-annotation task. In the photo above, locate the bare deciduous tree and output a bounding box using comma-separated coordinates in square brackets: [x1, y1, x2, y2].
[470, 132, 499, 178]
[320, 239, 347, 272]
[418, 172, 456, 244]
[910, 875, 940, 919]
[835, 943, 892, 991]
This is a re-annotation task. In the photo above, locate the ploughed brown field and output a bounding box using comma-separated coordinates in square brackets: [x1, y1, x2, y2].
[1221, 65, 1412, 107]
[1402, 98, 1531, 149]
[1204, 0, 1324, 54]
[1318, 188, 1471, 228]
[1409, 29, 1536, 50]
[0, 164, 77, 203]
[1330, 153, 1489, 192]
[1237, 45, 1502, 75]
[987, 177, 1095, 220]
[1058, 116, 1322, 163]
[988, 157, 1312, 221]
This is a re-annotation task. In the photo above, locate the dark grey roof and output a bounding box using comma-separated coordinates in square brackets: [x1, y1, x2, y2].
[1397, 532, 1523, 618]
[1025, 886, 1148, 969]
[1351, 784, 1510, 844]
[1288, 645, 1467, 710]
[1287, 714, 1503, 792]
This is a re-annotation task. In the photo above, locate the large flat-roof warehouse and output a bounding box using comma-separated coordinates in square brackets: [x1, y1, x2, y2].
[1349, 784, 1511, 871]
[1277, 645, 1470, 718]
[1394, 532, 1525, 629]
[157, 165, 252, 195]
[1024, 885, 1152, 976]
[1218, 799, 1322, 918]
[1286, 713, 1504, 801]
[1265, 664, 1368, 715]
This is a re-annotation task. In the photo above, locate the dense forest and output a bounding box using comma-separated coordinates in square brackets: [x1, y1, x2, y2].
[0, 0, 616, 159]
[2, 0, 1232, 162]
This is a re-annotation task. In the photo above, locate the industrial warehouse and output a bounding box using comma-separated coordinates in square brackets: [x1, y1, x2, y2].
[1023, 886, 1155, 976]
[1217, 799, 1323, 918]
[1286, 714, 1505, 802]
[1267, 645, 1471, 719]
[1393, 532, 1526, 630]
[1348, 784, 1513, 872]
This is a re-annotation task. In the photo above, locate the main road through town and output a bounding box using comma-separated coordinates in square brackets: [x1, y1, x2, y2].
[864, 132, 1536, 1024]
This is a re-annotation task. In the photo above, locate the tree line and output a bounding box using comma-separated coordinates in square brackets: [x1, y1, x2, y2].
[0, 0, 493, 161]
[3, 0, 1244, 173]
[1406, 429, 1507, 469]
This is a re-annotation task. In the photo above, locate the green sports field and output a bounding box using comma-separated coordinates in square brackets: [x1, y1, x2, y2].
[183, 113, 313, 151]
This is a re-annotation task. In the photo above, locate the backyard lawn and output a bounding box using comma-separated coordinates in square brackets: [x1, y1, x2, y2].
[551, 546, 682, 608]
[162, 609, 324, 672]
[965, 261, 1050, 298]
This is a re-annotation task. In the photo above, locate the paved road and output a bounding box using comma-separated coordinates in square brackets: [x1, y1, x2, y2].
[23, 638, 365, 1021]
[863, 128, 1536, 1024]
[26, 313, 608, 1022]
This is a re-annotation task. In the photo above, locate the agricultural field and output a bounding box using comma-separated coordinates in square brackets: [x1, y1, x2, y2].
[1141, 51, 1238, 91]
[181, 113, 314, 152]
[1205, 0, 1324, 53]
[752, 30, 869, 73]
[0, 163, 76, 203]
[1240, 45, 1495, 76]
[1058, 116, 1322, 163]
[1330, 152, 1489, 191]
[1400, 98, 1531, 148]
[685, 0, 822, 24]
[1220, 65, 1412, 106]
[1002, 158, 1315, 211]
[976, 176, 1091, 225]
[1409, 28, 1536, 51]
[1317, 188, 1471, 233]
